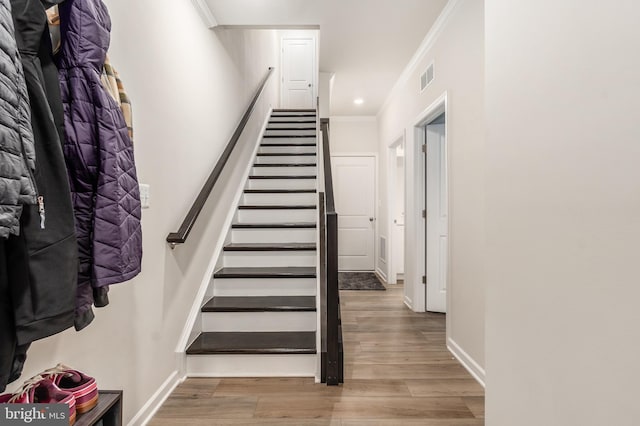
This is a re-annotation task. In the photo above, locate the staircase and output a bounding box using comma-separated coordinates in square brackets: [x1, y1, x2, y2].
[186, 109, 320, 377]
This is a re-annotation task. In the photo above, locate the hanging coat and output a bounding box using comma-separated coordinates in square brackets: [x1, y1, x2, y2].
[0, 0, 37, 392]
[1, 0, 79, 390]
[56, 0, 142, 330]
[0, 0, 37, 239]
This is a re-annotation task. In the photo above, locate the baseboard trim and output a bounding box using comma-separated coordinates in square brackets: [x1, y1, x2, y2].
[128, 370, 183, 426]
[403, 295, 413, 310]
[447, 337, 486, 388]
[375, 267, 388, 285]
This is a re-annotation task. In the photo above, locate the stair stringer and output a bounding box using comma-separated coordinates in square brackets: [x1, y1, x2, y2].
[174, 108, 273, 373]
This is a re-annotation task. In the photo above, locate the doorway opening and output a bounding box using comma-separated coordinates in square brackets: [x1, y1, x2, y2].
[403, 92, 448, 315]
[387, 135, 406, 285]
[424, 112, 447, 313]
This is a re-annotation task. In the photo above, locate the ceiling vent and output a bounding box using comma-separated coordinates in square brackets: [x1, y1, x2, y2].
[420, 62, 435, 92]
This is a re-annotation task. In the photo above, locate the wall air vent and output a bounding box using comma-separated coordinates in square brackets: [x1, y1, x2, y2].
[420, 62, 435, 92]
[380, 236, 387, 263]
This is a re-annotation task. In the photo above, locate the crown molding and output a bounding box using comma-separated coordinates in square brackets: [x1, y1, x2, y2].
[191, 0, 218, 28]
[377, 0, 463, 116]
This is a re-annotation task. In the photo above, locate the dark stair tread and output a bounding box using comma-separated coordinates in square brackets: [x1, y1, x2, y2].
[252, 164, 317, 167]
[260, 143, 317, 147]
[232, 222, 316, 229]
[266, 128, 317, 131]
[244, 189, 317, 193]
[238, 205, 316, 209]
[214, 266, 317, 278]
[273, 109, 316, 112]
[263, 135, 316, 138]
[269, 121, 317, 124]
[202, 296, 316, 312]
[186, 332, 316, 355]
[249, 175, 316, 179]
[224, 242, 316, 251]
[257, 153, 316, 156]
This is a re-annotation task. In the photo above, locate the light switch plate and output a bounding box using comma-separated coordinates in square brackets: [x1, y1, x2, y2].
[139, 184, 150, 209]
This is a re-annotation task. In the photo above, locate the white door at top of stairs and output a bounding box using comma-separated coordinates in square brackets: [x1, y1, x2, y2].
[281, 38, 316, 109]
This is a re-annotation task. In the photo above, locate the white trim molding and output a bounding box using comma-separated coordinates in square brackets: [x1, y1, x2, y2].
[191, 0, 218, 28]
[447, 338, 486, 388]
[129, 371, 183, 426]
[404, 91, 448, 313]
[378, 0, 463, 115]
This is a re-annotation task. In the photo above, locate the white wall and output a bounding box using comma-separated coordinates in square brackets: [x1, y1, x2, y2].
[329, 117, 378, 154]
[319, 72, 334, 118]
[377, 0, 485, 374]
[485, 1, 640, 424]
[10, 1, 280, 424]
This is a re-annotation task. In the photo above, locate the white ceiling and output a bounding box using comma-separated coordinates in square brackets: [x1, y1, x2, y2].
[205, 0, 448, 116]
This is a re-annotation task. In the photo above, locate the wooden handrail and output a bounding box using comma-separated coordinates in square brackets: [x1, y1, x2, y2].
[320, 119, 335, 213]
[167, 67, 275, 246]
[320, 118, 343, 385]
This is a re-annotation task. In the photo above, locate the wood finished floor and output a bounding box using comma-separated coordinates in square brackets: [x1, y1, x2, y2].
[150, 285, 485, 425]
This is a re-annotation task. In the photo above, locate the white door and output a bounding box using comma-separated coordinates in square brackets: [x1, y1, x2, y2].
[333, 156, 376, 271]
[393, 149, 405, 278]
[426, 122, 448, 312]
[281, 38, 315, 109]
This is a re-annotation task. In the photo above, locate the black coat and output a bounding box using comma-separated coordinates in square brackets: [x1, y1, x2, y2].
[0, 0, 79, 391]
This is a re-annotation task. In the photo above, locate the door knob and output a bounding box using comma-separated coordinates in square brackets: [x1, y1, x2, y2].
[308, 84, 312, 87]
[369, 217, 375, 222]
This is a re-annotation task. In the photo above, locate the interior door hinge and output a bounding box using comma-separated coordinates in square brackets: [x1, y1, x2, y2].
[422, 275, 426, 284]
[422, 144, 426, 153]
[422, 209, 426, 219]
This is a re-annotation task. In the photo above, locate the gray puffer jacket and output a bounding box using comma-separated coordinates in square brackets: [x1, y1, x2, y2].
[0, 0, 37, 239]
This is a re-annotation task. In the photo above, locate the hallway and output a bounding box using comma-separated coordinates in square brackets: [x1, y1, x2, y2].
[150, 285, 484, 424]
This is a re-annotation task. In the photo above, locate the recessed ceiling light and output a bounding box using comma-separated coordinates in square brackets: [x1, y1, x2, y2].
[354, 98, 364, 105]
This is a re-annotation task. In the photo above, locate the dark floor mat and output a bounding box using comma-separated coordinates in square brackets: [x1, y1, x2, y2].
[338, 272, 386, 291]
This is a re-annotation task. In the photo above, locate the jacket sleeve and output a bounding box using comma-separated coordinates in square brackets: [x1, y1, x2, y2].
[91, 76, 142, 289]
[59, 70, 100, 295]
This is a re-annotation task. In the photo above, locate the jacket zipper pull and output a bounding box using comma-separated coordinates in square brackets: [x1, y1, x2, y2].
[37, 196, 45, 229]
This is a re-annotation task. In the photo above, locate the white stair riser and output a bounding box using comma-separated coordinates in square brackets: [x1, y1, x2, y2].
[264, 131, 316, 138]
[259, 146, 316, 154]
[231, 228, 316, 244]
[187, 354, 317, 377]
[262, 137, 316, 144]
[268, 123, 316, 129]
[251, 166, 316, 176]
[213, 278, 316, 296]
[202, 311, 316, 332]
[269, 117, 317, 123]
[237, 209, 317, 223]
[246, 179, 316, 190]
[223, 251, 316, 267]
[255, 155, 316, 164]
[243, 192, 317, 205]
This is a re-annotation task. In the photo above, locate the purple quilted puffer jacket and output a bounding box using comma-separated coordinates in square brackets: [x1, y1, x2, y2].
[56, 0, 142, 328]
